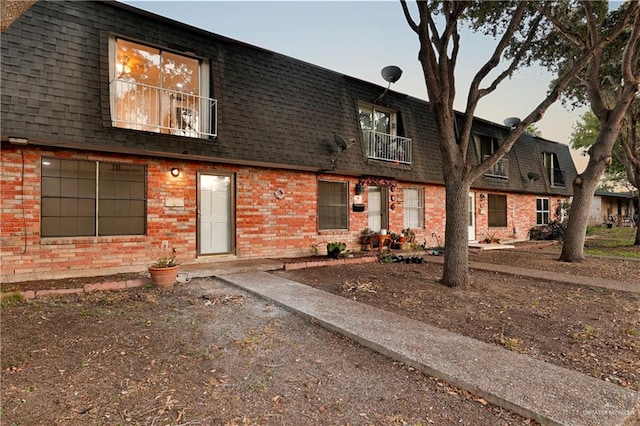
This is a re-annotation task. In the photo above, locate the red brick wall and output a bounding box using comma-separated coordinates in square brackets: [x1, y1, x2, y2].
[473, 191, 568, 242]
[1, 145, 569, 282]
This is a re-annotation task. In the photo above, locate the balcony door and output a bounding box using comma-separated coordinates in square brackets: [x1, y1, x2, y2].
[110, 37, 214, 138]
[197, 173, 234, 255]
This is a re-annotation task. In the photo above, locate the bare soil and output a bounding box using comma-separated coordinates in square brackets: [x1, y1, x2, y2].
[2, 241, 639, 425]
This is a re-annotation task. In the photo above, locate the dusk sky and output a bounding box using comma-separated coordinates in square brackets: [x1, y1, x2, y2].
[121, 1, 595, 171]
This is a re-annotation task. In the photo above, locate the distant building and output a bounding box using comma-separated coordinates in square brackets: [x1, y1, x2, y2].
[589, 191, 638, 226]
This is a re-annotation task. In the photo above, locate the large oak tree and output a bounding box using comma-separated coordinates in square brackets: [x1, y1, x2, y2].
[399, 1, 637, 287]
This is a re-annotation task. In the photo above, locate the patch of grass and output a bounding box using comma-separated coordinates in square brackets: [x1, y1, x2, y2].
[0, 292, 25, 308]
[582, 226, 640, 259]
[584, 247, 640, 259]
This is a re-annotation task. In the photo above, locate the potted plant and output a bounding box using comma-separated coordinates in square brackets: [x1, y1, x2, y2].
[326, 241, 346, 259]
[148, 256, 179, 289]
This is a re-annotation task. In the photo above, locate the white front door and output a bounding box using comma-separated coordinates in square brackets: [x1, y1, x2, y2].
[468, 193, 476, 241]
[198, 173, 233, 255]
[367, 186, 387, 232]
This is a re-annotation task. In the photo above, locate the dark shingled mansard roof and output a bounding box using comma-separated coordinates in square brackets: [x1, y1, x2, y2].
[0, 0, 576, 197]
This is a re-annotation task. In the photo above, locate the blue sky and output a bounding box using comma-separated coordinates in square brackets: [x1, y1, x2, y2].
[121, 0, 590, 171]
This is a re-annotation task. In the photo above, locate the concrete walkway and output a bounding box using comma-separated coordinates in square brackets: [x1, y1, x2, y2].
[219, 270, 640, 426]
[427, 256, 640, 294]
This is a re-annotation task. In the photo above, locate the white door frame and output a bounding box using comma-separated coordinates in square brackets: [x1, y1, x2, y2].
[468, 192, 476, 241]
[197, 171, 235, 255]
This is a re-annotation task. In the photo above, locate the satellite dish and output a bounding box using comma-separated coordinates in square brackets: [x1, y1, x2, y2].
[527, 172, 540, 182]
[334, 134, 352, 151]
[503, 117, 521, 128]
[381, 65, 403, 84]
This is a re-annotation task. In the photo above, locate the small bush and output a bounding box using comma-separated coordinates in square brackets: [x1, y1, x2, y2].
[529, 220, 567, 241]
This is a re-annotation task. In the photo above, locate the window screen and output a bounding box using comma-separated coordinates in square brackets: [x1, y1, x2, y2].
[318, 180, 348, 230]
[41, 158, 146, 237]
[488, 194, 507, 227]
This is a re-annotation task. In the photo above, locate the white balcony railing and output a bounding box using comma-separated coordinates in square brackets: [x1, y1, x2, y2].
[110, 79, 217, 138]
[483, 155, 508, 179]
[363, 130, 412, 164]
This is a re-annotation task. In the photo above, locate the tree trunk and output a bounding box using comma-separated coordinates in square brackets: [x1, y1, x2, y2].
[559, 175, 599, 262]
[561, 141, 616, 261]
[441, 178, 471, 288]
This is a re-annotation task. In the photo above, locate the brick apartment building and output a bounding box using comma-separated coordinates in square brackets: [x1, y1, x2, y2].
[1, 1, 576, 283]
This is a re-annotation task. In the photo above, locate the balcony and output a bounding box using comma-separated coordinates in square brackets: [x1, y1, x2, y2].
[363, 130, 412, 164]
[110, 79, 217, 138]
[483, 155, 508, 179]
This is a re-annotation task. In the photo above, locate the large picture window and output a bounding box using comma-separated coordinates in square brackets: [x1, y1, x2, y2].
[109, 37, 216, 138]
[536, 198, 550, 225]
[318, 180, 348, 230]
[488, 194, 507, 227]
[403, 188, 424, 229]
[41, 158, 146, 237]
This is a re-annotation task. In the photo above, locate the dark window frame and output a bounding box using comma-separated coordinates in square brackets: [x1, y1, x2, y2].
[317, 180, 349, 231]
[41, 158, 147, 238]
[487, 193, 507, 227]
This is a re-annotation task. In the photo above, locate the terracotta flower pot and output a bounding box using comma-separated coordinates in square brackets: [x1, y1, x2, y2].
[148, 265, 179, 289]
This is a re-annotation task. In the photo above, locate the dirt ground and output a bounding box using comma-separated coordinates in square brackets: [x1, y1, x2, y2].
[2, 242, 639, 425]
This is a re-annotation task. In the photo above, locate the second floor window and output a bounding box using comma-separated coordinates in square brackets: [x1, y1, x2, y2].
[477, 135, 507, 179]
[358, 104, 411, 164]
[543, 152, 565, 186]
[109, 38, 216, 138]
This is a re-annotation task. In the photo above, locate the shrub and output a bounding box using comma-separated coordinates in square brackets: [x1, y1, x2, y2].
[528, 219, 566, 241]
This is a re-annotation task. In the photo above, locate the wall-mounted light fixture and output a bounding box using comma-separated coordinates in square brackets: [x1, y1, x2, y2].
[171, 167, 180, 177]
[8, 137, 28, 145]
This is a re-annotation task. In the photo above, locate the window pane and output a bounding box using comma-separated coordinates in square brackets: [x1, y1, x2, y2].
[403, 188, 424, 229]
[358, 106, 373, 130]
[318, 181, 348, 230]
[488, 194, 507, 227]
[41, 177, 61, 197]
[374, 110, 391, 134]
[98, 163, 146, 236]
[536, 198, 550, 225]
[40, 159, 97, 237]
[41, 158, 60, 177]
[40, 159, 145, 237]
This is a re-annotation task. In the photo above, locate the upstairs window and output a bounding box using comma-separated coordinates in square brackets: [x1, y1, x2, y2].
[543, 152, 565, 186]
[109, 37, 216, 138]
[358, 104, 411, 164]
[477, 135, 507, 179]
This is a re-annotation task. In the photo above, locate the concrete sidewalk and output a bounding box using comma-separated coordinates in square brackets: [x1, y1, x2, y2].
[427, 256, 640, 294]
[219, 271, 640, 426]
